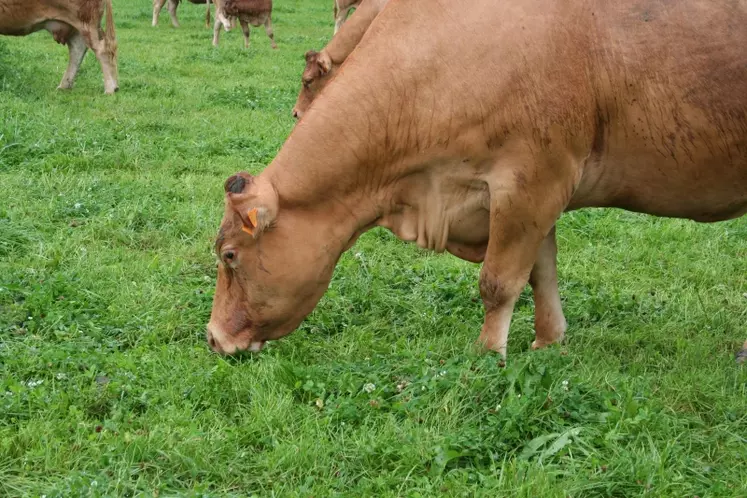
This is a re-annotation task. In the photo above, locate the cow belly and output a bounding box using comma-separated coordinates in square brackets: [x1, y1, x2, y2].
[236, 12, 269, 26]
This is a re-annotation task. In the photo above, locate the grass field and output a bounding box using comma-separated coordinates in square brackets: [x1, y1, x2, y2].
[1, 0, 746, 496]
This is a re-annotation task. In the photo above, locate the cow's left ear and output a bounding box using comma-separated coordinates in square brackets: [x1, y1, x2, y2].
[239, 206, 273, 237]
[317, 51, 332, 75]
[224, 172, 278, 239]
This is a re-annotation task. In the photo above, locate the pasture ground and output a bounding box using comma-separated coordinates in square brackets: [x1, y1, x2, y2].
[1, 0, 746, 496]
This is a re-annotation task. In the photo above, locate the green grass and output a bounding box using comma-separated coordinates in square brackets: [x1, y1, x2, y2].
[1, 1, 746, 496]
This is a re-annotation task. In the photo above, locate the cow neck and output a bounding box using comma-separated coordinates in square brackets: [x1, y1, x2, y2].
[263, 116, 387, 251]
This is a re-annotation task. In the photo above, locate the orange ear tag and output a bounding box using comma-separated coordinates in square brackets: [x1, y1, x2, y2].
[242, 208, 259, 235]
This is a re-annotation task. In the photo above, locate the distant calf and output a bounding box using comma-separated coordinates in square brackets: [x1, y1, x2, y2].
[294, 0, 387, 118]
[0, 0, 118, 94]
[334, 0, 360, 34]
[152, 0, 212, 29]
[213, 0, 277, 49]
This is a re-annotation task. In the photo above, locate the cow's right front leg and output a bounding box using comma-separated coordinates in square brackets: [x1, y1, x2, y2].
[334, 6, 350, 34]
[212, 18, 222, 46]
[152, 0, 168, 26]
[477, 156, 574, 358]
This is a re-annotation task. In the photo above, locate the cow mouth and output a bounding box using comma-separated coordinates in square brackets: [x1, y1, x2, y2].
[248, 341, 265, 352]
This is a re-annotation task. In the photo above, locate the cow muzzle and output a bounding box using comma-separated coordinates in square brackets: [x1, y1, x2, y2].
[206, 323, 264, 355]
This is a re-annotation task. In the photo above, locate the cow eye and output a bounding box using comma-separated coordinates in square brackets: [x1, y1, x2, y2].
[303, 79, 311, 88]
[222, 250, 236, 264]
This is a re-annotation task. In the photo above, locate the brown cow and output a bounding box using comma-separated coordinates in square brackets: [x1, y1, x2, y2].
[0, 0, 118, 94]
[207, 0, 747, 360]
[212, 0, 277, 49]
[294, 0, 388, 119]
[334, 0, 361, 34]
[152, 0, 212, 29]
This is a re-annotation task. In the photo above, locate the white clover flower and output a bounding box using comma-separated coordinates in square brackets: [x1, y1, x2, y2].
[362, 383, 376, 393]
[56, 373, 67, 380]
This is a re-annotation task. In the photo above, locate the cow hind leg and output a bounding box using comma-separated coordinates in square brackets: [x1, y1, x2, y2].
[239, 19, 251, 49]
[528, 226, 567, 349]
[152, 0, 168, 26]
[80, 28, 118, 94]
[167, 0, 180, 28]
[57, 31, 88, 90]
[264, 18, 277, 49]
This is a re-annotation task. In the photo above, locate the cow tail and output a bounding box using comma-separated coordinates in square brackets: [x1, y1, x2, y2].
[104, 0, 117, 55]
[206, 0, 212, 27]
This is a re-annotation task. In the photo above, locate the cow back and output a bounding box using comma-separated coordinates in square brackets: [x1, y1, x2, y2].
[223, 0, 272, 16]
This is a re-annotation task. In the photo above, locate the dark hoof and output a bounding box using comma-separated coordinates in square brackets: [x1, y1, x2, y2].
[737, 348, 747, 364]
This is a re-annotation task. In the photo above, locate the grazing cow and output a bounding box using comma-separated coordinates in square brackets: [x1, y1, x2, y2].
[152, 0, 212, 29]
[207, 0, 747, 359]
[293, 0, 388, 119]
[212, 0, 277, 49]
[0, 0, 118, 94]
[334, 0, 360, 34]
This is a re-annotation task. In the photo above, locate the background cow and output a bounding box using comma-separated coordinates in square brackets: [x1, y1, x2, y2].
[334, 0, 360, 34]
[152, 0, 212, 29]
[207, 0, 746, 359]
[0, 0, 118, 94]
[294, 0, 388, 119]
[212, 0, 276, 49]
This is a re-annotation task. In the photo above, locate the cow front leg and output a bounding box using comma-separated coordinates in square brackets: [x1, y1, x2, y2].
[264, 18, 277, 49]
[478, 156, 574, 357]
[167, 0, 180, 28]
[152, 0, 168, 26]
[239, 19, 251, 49]
[57, 31, 88, 90]
[529, 226, 567, 349]
[334, 6, 350, 34]
[212, 18, 222, 46]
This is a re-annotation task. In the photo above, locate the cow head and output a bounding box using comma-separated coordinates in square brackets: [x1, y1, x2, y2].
[206, 172, 339, 354]
[292, 50, 335, 119]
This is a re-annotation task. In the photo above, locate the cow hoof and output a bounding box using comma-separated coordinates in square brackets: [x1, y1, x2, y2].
[737, 349, 747, 364]
[56, 84, 73, 91]
[531, 338, 563, 350]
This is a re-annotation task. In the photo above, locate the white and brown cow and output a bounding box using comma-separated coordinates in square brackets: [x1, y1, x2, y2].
[334, 0, 360, 34]
[152, 0, 212, 29]
[212, 0, 276, 49]
[0, 0, 118, 94]
[294, 0, 388, 119]
[208, 0, 747, 361]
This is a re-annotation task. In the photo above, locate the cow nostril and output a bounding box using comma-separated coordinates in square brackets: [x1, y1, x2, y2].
[292, 110, 299, 119]
[208, 334, 217, 349]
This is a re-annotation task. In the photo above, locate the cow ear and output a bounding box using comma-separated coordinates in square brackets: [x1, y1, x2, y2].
[239, 206, 272, 237]
[224, 172, 278, 239]
[224, 172, 253, 193]
[304, 50, 318, 63]
[317, 51, 332, 74]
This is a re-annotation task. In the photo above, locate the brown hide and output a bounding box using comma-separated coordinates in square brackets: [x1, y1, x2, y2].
[209, 0, 746, 359]
[0, 0, 118, 93]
